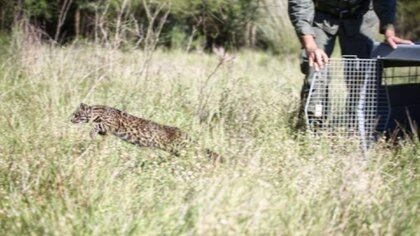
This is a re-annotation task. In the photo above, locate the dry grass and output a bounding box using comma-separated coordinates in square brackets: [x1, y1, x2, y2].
[0, 39, 418, 235]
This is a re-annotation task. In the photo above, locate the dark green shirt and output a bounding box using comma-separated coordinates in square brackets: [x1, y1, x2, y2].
[288, 0, 395, 36]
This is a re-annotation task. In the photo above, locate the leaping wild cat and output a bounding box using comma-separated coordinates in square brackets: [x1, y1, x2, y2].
[70, 103, 222, 162]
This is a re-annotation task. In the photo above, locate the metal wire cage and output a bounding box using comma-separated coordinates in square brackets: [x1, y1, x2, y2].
[305, 58, 389, 147]
[305, 43, 420, 147]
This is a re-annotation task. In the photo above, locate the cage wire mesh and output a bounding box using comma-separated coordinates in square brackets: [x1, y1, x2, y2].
[305, 58, 389, 148]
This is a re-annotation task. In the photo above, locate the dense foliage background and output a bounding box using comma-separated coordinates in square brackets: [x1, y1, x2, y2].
[1, 0, 417, 52]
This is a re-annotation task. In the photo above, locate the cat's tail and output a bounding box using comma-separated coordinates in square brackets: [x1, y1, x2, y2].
[205, 149, 224, 164]
[180, 133, 223, 163]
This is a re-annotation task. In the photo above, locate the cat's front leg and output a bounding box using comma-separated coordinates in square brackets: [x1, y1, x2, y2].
[89, 128, 98, 139]
[90, 123, 107, 139]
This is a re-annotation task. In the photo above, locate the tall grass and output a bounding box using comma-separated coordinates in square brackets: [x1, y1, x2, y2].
[0, 36, 418, 235]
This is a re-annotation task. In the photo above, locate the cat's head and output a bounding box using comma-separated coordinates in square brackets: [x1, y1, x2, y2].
[70, 103, 92, 123]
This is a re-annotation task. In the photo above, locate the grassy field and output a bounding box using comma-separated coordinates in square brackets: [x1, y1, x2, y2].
[0, 38, 418, 235]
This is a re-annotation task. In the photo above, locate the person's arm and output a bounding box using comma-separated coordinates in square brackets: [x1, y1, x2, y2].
[288, 0, 315, 37]
[373, 0, 413, 49]
[288, 0, 328, 71]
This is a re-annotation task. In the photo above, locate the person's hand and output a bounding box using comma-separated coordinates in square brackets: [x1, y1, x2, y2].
[301, 35, 329, 71]
[305, 46, 329, 71]
[385, 29, 414, 49]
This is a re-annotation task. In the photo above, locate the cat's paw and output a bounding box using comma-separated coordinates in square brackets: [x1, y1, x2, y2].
[89, 129, 98, 139]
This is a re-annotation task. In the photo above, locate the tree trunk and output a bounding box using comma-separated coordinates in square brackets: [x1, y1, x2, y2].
[14, 0, 24, 24]
[55, 0, 73, 42]
[0, 8, 4, 29]
[75, 8, 80, 38]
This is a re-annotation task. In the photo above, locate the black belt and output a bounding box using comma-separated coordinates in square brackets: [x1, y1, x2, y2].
[315, 3, 361, 18]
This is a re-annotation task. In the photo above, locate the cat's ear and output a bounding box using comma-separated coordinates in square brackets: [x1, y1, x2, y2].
[80, 103, 89, 110]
